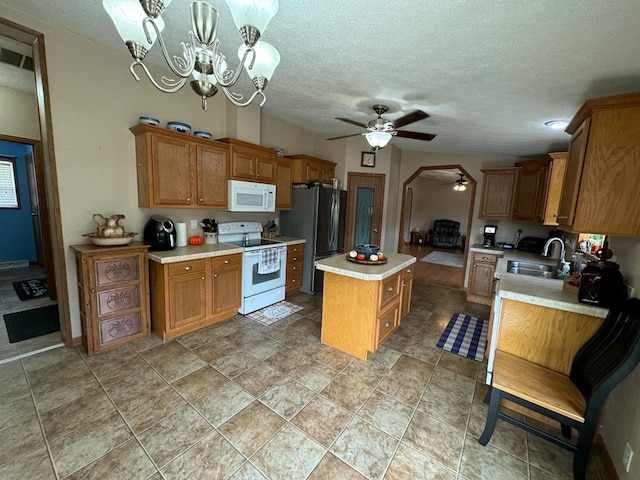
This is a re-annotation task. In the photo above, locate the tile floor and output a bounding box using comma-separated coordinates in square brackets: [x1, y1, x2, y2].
[0, 277, 609, 479]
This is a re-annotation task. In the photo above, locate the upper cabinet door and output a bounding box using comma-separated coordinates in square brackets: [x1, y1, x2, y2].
[197, 144, 229, 208]
[230, 150, 256, 180]
[512, 161, 543, 221]
[150, 134, 193, 206]
[556, 118, 590, 229]
[479, 168, 520, 219]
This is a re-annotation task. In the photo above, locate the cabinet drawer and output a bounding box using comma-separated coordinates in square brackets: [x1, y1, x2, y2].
[287, 268, 303, 288]
[96, 285, 141, 317]
[375, 305, 398, 347]
[288, 244, 304, 255]
[379, 272, 401, 309]
[95, 256, 140, 286]
[212, 254, 242, 269]
[98, 311, 143, 346]
[167, 259, 207, 277]
[288, 252, 303, 263]
[471, 252, 499, 264]
[402, 266, 414, 280]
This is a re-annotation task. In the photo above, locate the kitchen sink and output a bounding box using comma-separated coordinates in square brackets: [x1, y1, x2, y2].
[506, 260, 560, 279]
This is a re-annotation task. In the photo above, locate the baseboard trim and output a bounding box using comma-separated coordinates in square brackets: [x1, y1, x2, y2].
[72, 335, 83, 347]
[595, 434, 619, 480]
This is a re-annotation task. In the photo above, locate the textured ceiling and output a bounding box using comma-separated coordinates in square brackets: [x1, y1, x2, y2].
[2, 0, 640, 156]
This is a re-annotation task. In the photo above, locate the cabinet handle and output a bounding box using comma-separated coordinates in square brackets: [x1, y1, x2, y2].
[385, 322, 391, 327]
[387, 286, 393, 292]
[402, 282, 407, 287]
[199, 198, 203, 202]
[292, 279, 296, 283]
[293, 257, 297, 261]
[474, 265, 477, 269]
[407, 269, 411, 273]
[556, 215, 569, 220]
[185, 266, 192, 271]
[202, 276, 206, 280]
[186, 197, 191, 202]
[292, 266, 297, 270]
[224, 259, 230, 264]
[213, 273, 217, 278]
[482, 256, 489, 260]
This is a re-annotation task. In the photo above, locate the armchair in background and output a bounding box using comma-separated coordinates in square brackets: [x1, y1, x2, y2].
[427, 219, 461, 249]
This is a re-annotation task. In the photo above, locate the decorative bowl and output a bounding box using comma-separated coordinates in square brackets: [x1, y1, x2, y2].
[167, 121, 191, 134]
[194, 130, 212, 139]
[139, 116, 159, 126]
[84, 232, 138, 246]
[355, 244, 380, 257]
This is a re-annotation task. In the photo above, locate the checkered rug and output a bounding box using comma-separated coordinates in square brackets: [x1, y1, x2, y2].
[245, 301, 303, 326]
[436, 313, 488, 361]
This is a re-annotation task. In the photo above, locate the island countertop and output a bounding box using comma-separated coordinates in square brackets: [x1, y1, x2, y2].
[315, 252, 416, 281]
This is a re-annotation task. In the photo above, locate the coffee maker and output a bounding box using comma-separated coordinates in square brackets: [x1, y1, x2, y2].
[483, 225, 497, 248]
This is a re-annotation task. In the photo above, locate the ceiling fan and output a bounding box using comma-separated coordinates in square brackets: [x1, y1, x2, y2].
[326, 104, 436, 149]
[440, 173, 469, 191]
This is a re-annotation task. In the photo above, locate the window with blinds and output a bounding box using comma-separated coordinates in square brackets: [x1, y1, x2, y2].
[0, 156, 19, 209]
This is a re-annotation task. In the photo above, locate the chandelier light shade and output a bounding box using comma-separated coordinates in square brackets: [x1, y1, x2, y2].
[453, 182, 467, 192]
[103, 0, 280, 111]
[364, 131, 393, 149]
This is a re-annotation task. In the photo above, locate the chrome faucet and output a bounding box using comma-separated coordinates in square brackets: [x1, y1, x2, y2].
[543, 237, 566, 275]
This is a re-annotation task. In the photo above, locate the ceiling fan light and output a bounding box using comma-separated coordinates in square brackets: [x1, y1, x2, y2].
[453, 182, 467, 192]
[365, 131, 393, 149]
[103, 0, 164, 45]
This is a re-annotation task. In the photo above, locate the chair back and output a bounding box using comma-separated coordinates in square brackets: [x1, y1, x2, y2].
[433, 219, 460, 234]
[570, 297, 640, 413]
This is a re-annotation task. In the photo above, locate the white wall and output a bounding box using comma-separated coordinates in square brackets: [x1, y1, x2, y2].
[0, 84, 39, 139]
[409, 176, 471, 235]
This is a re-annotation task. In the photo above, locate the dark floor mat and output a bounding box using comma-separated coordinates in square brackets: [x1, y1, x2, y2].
[4, 305, 59, 343]
[12, 278, 48, 301]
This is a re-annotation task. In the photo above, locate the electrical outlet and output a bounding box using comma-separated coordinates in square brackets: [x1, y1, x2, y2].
[623, 442, 633, 473]
[190, 220, 198, 230]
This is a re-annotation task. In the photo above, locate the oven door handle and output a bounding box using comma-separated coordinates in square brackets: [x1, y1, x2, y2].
[244, 247, 287, 257]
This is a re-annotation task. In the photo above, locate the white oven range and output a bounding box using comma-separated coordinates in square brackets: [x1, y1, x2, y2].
[218, 221, 287, 314]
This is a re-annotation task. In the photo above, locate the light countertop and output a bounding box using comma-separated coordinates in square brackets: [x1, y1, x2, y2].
[148, 237, 305, 264]
[315, 252, 416, 281]
[488, 248, 609, 318]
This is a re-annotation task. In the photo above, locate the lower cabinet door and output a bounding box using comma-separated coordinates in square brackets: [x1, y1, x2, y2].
[374, 305, 399, 350]
[97, 311, 143, 347]
[168, 272, 207, 330]
[212, 265, 241, 315]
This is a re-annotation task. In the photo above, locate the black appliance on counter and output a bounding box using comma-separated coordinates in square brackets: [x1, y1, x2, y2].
[143, 216, 176, 251]
[516, 236, 547, 254]
[578, 241, 627, 307]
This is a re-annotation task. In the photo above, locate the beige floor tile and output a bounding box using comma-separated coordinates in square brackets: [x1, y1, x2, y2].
[31, 369, 100, 413]
[153, 351, 207, 383]
[139, 340, 191, 367]
[459, 435, 528, 480]
[192, 380, 254, 427]
[26, 354, 90, 389]
[466, 401, 527, 460]
[174, 327, 219, 350]
[418, 383, 472, 431]
[0, 416, 46, 466]
[211, 350, 260, 378]
[228, 461, 268, 479]
[331, 416, 399, 479]
[429, 366, 476, 403]
[137, 406, 213, 468]
[219, 401, 285, 457]
[170, 365, 228, 402]
[252, 423, 325, 480]
[161, 430, 246, 479]
[259, 376, 315, 420]
[118, 386, 188, 434]
[87, 352, 149, 385]
[342, 358, 390, 388]
[193, 337, 237, 364]
[308, 452, 366, 479]
[437, 352, 481, 380]
[288, 360, 339, 392]
[234, 363, 287, 397]
[320, 373, 373, 413]
[238, 336, 285, 360]
[385, 443, 456, 480]
[403, 410, 465, 470]
[129, 334, 164, 353]
[404, 342, 443, 365]
[0, 447, 55, 480]
[377, 370, 426, 408]
[21, 345, 80, 372]
[391, 354, 436, 383]
[527, 433, 574, 480]
[264, 347, 311, 375]
[291, 395, 354, 448]
[313, 346, 354, 371]
[103, 367, 168, 408]
[65, 438, 157, 480]
[357, 390, 414, 439]
[49, 412, 132, 478]
[366, 344, 402, 369]
[0, 388, 37, 429]
[40, 387, 115, 441]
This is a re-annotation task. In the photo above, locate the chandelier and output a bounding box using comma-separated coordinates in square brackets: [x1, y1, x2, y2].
[103, 0, 280, 110]
[453, 174, 467, 192]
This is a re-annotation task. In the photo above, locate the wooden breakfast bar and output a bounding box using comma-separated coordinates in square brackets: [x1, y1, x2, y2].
[315, 252, 416, 360]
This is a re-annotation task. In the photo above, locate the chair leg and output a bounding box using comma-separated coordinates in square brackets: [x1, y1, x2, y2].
[573, 422, 597, 480]
[561, 423, 572, 439]
[479, 387, 501, 446]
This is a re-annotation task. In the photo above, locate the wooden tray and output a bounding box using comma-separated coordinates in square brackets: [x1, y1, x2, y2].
[346, 255, 388, 265]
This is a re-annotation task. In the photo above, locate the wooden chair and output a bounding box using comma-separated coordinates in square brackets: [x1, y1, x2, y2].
[479, 297, 640, 480]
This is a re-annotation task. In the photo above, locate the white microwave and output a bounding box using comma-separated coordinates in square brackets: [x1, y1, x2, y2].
[228, 180, 276, 212]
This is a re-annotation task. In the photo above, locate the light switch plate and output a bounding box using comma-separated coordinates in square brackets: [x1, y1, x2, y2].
[190, 220, 198, 230]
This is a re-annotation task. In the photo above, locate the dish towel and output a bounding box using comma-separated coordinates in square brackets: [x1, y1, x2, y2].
[258, 249, 280, 274]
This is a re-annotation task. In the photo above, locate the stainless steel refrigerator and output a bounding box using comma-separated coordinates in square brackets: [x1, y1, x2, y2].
[279, 187, 347, 294]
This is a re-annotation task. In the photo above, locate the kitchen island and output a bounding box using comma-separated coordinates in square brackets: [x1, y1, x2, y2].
[316, 252, 416, 360]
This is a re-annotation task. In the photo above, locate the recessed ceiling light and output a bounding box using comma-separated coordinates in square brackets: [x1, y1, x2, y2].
[544, 120, 569, 130]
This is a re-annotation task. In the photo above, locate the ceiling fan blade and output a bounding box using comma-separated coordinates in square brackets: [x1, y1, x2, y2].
[391, 110, 429, 128]
[335, 117, 368, 129]
[395, 130, 437, 141]
[326, 133, 362, 141]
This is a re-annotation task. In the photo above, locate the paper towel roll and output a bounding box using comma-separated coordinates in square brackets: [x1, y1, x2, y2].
[175, 222, 187, 247]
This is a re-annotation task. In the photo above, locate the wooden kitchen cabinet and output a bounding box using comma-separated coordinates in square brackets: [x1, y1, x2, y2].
[467, 251, 501, 306]
[275, 156, 293, 210]
[131, 124, 229, 209]
[285, 243, 304, 296]
[512, 159, 546, 221]
[288, 154, 337, 184]
[71, 243, 150, 355]
[149, 253, 242, 340]
[218, 137, 276, 183]
[557, 92, 640, 235]
[479, 168, 520, 219]
[399, 265, 414, 323]
[320, 269, 404, 360]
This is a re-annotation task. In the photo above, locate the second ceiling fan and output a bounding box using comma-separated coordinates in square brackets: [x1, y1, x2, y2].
[326, 104, 437, 149]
